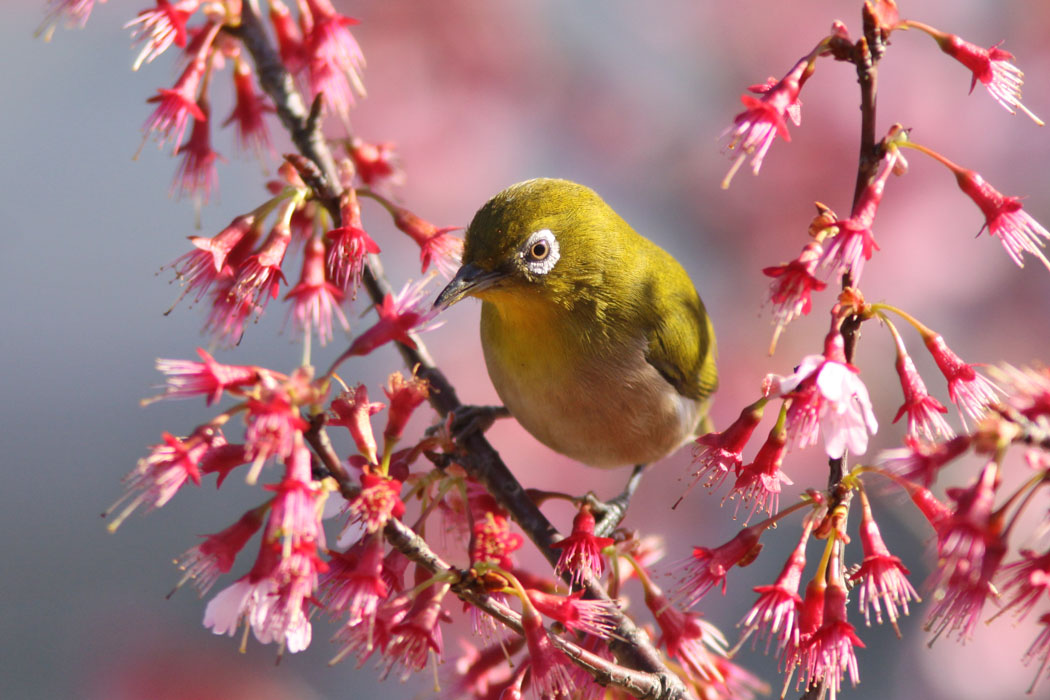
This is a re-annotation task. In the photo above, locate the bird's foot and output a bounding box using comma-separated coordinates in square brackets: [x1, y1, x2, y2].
[587, 463, 648, 537]
[447, 404, 511, 442]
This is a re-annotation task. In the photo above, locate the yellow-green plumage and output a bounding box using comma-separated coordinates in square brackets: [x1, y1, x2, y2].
[436, 178, 716, 467]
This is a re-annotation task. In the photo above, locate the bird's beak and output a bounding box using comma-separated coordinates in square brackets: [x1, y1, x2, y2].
[434, 263, 505, 310]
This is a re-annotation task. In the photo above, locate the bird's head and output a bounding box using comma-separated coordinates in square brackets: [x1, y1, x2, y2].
[435, 178, 633, 311]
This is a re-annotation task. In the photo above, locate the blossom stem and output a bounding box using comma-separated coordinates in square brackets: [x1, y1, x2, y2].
[870, 303, 935, 339]
[895, 139, 966, 174]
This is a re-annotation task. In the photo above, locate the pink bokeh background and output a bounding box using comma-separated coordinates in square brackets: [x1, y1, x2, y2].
[3, 1, 1049, 698]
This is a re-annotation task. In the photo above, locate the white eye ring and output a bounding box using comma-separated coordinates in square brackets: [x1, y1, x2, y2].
[521, 229, 560, 276]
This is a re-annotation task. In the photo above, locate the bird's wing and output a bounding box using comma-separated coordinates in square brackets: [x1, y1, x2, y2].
[643, 283, 718, 403]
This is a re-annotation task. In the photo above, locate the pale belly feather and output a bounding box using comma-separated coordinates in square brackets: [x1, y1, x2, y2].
[480, 301, 699, 467]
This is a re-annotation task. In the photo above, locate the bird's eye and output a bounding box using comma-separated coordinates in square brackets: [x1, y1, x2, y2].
[520, 229, 560, 276]
[529, 240, 550, 261]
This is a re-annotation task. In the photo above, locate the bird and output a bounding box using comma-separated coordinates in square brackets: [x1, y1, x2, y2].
[434, 178, 717, 469]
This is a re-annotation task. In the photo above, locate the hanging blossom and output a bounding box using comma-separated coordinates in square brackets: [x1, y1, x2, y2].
[325, 188, 380, 296]
[922, 332, 999, 425]
[906, 21, 1044, 125]
[151, 347, 260, 405]
[551, 506, 615, 589]
[37, 0, 110, 41]
[125, 0, 200, 71]
[763, 239, 827, 345]
[722, 55, 814, 188]
[738, 520, 811, 656]
[204, 440, 327, 654]
[817, 149, 898, 284]
[301, 0, 366, 119]
[685, 399, 765, 498]
[167, 213, 259, 306]
[342, 277, 442, 357]
[887, 320, 954, 442]
[174, 505, 266, 596]
[954, 168, 1050, 272]
[141, 21, 221, 153]
[224, 56, 274, 157]
[765, 328, 878, 459]
[850, 489, 919, 634]
[172, 96, 221, 206]
[391, 206, 463, 279]
[284, 236, 349, 346]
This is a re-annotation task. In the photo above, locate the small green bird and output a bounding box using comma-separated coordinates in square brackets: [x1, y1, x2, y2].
[435, 178, 717, 468]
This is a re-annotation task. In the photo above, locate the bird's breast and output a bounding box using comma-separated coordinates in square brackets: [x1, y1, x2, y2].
[479, 298, 699, 467]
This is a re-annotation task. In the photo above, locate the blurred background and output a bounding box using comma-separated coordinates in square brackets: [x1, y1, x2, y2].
[3, 1, 1050, 698]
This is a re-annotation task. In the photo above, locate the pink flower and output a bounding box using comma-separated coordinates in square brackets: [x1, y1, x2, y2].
[796, 578, 864, 700]
[141, 22, 220, 152]
[923, 333, 999, 424]
[175, 506, 266, 595]
[233, 220, 292, 311]
[926, 538, 1006, 643]
[38, 0, 103, 37]
[686, 400, 765, 496]
[850, 491, 919, 632]
[818, 151, 897, 283]
[198, 441, 249, 487]
[520, 604, 576, 700]
[675, 524, 765, 609]
[284, 237, 348, 345]
[525, 589, 618, 639]
[329, 384, 384, 464]
[268, 1, 304, 73]
[143, 58, 207, 152]
[332, 594, 409, 666]
[243, 383, 309, 483]
[172, 98, 220, 205]
[152, 347, 259, 405]
[223, 57, 274, 157]
[878, 435, 971, 488]
[769, 331, 878, 458]
[762, 240, 827, 335]
[989, 364, 1050, 421]
[728, 419, 792, 521]
[347, 474, 405, 534]
[382, 581, 448, 680]
[722, 57, 812, 188]
[125, 0, 199, 70]
[891, 329, 953, 441]
[319, 535, 389, 627]
[996, 548, 1050, 622]
[204, 277, 256, 345]
[348, 138, 404, 190]
[954, 168, 1050, 272]
[302, 0, 366, 119]
[550, 506, 615, 589]
[167, 214, 258, 305]
[109, 425, 221, 529]
[646, 587, 726, 683]
[739, 522, 810, 655]
[325, 189, 380, 295]
[382, 371, 430, 443]
[471, 511, 523, 569]
[345, 277, 442, 356]
[392, 207, 463, 278]
[935, 33, 1043, 124]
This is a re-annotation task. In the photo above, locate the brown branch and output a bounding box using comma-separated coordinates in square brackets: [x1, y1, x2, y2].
[235, 4, 687, 698]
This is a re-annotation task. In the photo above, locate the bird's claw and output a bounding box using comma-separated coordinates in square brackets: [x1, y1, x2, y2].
[586, 463, 648, 537]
